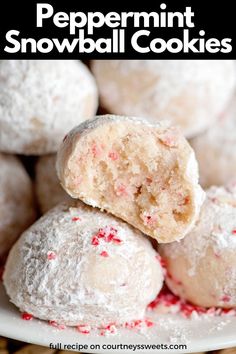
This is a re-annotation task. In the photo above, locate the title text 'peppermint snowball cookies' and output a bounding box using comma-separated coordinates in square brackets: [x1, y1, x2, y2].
[57, 115, 205, 243]
[0, 153, 36, 260]
[159, 185, 236, 308]
[3, 201, 163, 326]
[190, 93, 236, 188]
[35, 155, 71, 213]
[91, 60, 236, 137]
[0, 60, 98, 155]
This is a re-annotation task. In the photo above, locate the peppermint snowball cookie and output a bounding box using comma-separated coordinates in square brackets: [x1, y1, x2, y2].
[56, 115, 205, 243]
[91, 60, 235, 137]
[0, 60, 98, 155]
[35, 155, 71, 213]
[3, 201, 163, 326]
[191, 93, 236, 188]
[0, 153, 36, 260]
[159, 185, 236, 308]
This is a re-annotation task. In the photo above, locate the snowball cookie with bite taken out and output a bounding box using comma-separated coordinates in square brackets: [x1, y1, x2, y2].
[3, 201, 163, 326]
[91, 60, 236, 137]
[190, 93, 236, 188]
[0, 153, 36, 260]
[159, 184, 236, 308]
[0, 60, 98, 155]
[35, 155, 71, 213]
[56, 115, 205, 243]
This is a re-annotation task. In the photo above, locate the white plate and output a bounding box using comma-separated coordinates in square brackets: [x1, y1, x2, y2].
[0, 283, 236, 354]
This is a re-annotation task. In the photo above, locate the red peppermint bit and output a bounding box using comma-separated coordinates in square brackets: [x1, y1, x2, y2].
[178, 195, 190, 207]
[159, 134, 178, 147]
[100, 323, 117, 336]
[148, 287, 181, 309]
[21, 312, 33, 321]
[125, 319, 142, 329]
[166, 271, 182, 286]
[206, 307, 217, 315]
[108, 151, 119, 160]
[115, 183, 128, 196]
[221, 295, 231, 303]
[77, 324, 91, 334]
[63, 134, 68, 142]
[232, 229, 236, 235]
[155, 254, 167, 268]
[144, 214, 157, 226]
[125, 319, 153, 330]
[145, 319, 154, 327]
[47, 251, 56, 260]
[72, 217, 81, 222]
[91, 236, 99, 246]
[112, 237, 122, 244]
[92, 226, 121, 246]
[180, 303, 207, 318]
[48, 320, 66, 330]
[91, 143, 102, 157]
[100, 251, 109, 257]
[184, 196, 190, 205]
[221, 308, 235, 315]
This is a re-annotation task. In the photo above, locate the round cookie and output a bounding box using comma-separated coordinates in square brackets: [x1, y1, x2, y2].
[3, 201, 163, 326]
[0, 153, 36, 260]
[190, 93, 236, 188]
[91, 60, 235, 137]
[56, 115, 205, 243]
[35, 155, 71, 213]
[159, 185, 236, 308]
[0, 60, 98, 155]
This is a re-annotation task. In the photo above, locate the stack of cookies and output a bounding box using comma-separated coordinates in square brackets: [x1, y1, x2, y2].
[0, 60, 236, 332]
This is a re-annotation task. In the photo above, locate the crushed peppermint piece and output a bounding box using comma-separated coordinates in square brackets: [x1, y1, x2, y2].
[115, 183, 128, 196]
[155, 254, 167, 276]
[77, 324, 91, 334]
[21, 313, 33, 321]
[108, 151, 119, 160]
[124, 319, 154, 330]
[91, 143, 103, 157]
[91, 226, 122, 246]
[148, 287, 236, 318]
[100, 323, 117, 336]
[166, 271, 182, 285]
[48, 320, 66, 330]
[91, 236, 99, 246]
[72, 217, 81, 222]
[100, 251, 109, 257]
[145, 319, 154, 327]
[47, 251, 56, 260]
[159, 133, 178, 147]
[221, 295, 231, 302]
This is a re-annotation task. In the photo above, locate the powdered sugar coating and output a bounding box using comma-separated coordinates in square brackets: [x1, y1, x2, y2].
[35, 154, 71, 213]
[191, 93, 236, 188]
[0, 60, 98, 155]
[159, 185, 236, 308]
[57, 115, 205, 243]
[0, 153, 36, 260]
[91, 60, 235, 138]
[3, 201, 163, 326]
